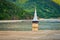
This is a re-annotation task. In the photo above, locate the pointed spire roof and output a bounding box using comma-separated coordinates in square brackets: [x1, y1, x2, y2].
[32, 8, 39, 21]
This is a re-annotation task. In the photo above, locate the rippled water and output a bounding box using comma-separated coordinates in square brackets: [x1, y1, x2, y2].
[0, 21, 60, 31]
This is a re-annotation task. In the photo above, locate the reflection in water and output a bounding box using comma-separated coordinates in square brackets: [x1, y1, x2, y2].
[0, 21, 60, 31]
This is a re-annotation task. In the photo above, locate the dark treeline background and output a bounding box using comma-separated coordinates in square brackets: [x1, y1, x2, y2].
[0, 0, 60, 20]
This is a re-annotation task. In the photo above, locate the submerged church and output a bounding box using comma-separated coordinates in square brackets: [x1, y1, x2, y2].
[32, 8, 39, 31]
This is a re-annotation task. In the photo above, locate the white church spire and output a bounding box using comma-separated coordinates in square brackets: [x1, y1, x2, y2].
[32, 8, 38, 21]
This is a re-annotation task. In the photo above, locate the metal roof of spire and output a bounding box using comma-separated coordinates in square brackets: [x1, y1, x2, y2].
[32, 8, 38, 21]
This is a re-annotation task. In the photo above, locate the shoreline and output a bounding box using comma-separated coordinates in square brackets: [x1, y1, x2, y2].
[0, 19, 60, 23]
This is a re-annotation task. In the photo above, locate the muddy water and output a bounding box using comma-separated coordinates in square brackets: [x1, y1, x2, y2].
[0, 21, 60, 31]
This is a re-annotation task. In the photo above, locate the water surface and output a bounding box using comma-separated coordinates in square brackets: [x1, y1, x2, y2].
[0, 20, 60, 31]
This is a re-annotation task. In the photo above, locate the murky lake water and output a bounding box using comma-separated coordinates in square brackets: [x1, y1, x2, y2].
[0, 21, 60, 31]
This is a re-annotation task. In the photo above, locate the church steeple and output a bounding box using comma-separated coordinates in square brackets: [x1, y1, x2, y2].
[32, 8, 39, 22]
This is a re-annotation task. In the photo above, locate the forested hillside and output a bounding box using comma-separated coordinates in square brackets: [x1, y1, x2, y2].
[0, 0, 32, 20]
[0, 0, 60, 20]
[16, 0, 60, 18]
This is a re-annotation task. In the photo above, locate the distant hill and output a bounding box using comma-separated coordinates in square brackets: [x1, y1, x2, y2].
[0, 0, 60, 20]
[16, 0, 60, 18]
[0, 0, 28, 20]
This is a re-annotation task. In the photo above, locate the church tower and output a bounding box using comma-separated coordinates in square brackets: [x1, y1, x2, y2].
[32, 8, 39, 31]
